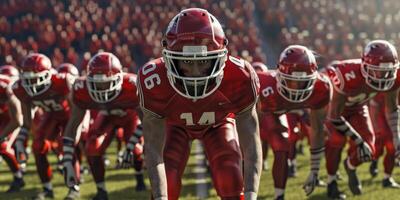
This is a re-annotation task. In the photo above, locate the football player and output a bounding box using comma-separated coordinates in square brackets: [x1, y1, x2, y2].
[325, 40, 400, 199]
[138, 8, 262, 200]
[257, 45, 331, 199]
[0, 65, 25, 193]
[62, 52, 145, 200]
[12, 54, 81, 200]
[368, 93, 400, 188]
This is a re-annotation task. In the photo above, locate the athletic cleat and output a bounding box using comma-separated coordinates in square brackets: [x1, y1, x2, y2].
[135, 173, 147, 191]
[92, 188, 108, 200]
[327, 180, 346, 199]
[343, 159, 362, 195]
[32, 188, 54, 200]
[382, 177, 400, 188]
[6, 177, 25, 193]
[288, 163, 297, 178]
[369, 160, 378, 178]
[64, 188, 80, 200]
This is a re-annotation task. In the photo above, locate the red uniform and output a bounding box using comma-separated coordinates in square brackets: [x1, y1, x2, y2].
[325, 59, 400, 173]
[258, 70, 330, 189]
[369, 93, 396, 175]
[12, 73, 74, 184]
[0, 75, 20, 174]
[72, 73, 141, 183]
[138, 56, 259, 199]
[258, 71, 330, 150]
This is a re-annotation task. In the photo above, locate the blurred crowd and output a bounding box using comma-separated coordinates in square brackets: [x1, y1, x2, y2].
[256, 0, 400, 66]
[0, 0, 266, 72]
[2, 0, 400, 70]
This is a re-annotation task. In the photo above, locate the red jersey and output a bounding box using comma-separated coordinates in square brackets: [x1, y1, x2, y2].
[12, 73, 70, 114]
[72, 73, 139, 116]
[326, 59, 400, 112]
[258, 70, 331, 114]
[138, 56, 259, 131]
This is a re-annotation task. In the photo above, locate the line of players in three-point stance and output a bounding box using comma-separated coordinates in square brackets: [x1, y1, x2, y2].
[1, 8, 400, 200]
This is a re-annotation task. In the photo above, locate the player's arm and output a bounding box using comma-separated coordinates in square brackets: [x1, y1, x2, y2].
[142, 109, 167, 200]
[11, 97, 35, 163]
[0, 93, 23, 140]
[328, 89, 372, 161]
[303, 107, 326, 195]
[384, 88, 400, 158]
[236, 105, 262, 200]
[309, 107, 326, 154]
[62, 93, 86, 188]
[64, 93, 86, 141]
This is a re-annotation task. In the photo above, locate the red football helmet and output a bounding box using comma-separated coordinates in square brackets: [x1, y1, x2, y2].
[276, 45, 318, 102]
[361, 40, 399, 91]
[162, 8, 228, 100]
[57, 63, 79, 77]
[86, 52, 123, 103]
[0, 65, 19, 82]
[20, 53, 53, 96]
[252, 62, 268, 73]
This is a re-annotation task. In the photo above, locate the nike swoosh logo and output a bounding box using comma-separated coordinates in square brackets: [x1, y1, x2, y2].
[218, 102, 227, 106]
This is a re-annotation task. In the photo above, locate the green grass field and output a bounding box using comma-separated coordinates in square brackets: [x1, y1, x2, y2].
[1, 140, 400, 200]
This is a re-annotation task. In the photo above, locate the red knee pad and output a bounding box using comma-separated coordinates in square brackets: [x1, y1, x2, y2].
[267, 129, 290, 152]
[85, 138, 104, 156]
[0, 140, 8, 152]
[210, 153, 243, 198]
[32, 139, 51, 154]
[115, 128, 124, 141]
[325, 122, 347, 149]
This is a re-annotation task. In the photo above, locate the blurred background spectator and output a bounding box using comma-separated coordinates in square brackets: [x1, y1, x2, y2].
[0, 0, 266, 72]
[1, 0, 398, 71]
[255, 0, 399, 67]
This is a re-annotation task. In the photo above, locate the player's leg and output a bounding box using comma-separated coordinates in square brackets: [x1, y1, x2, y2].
[121, 113, 146, 191]
[202, 119, 243, 200]
[0, 129, 24, 193]
[325, 120, 347, 199]
[382, 131, 399, 188]
[85, 114, 116, 199]
[344, 108, 375, 195]
[164, 125, 191, 200]
[31, 114, 58, 199]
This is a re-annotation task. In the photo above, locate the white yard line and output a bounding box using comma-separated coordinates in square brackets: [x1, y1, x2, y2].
[194, 141, 208, 199]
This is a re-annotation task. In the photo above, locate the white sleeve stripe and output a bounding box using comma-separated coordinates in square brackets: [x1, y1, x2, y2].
[328, 66, 346, 95]
[137, 71, 163, 118]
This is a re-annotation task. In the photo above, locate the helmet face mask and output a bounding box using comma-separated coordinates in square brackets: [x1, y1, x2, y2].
[277, 71, 317, 102]
[163, 46, 227, 99]
[276, 45, 318, 103]
[163, 8, 228, 100]
[361, 40, 399, 91]
[87, 73, 123, 103]
[361, 62, 398, 91]
[86, 52, 123, 103]
[20, 53, 53, 96]
[21, 70, 52, 96]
